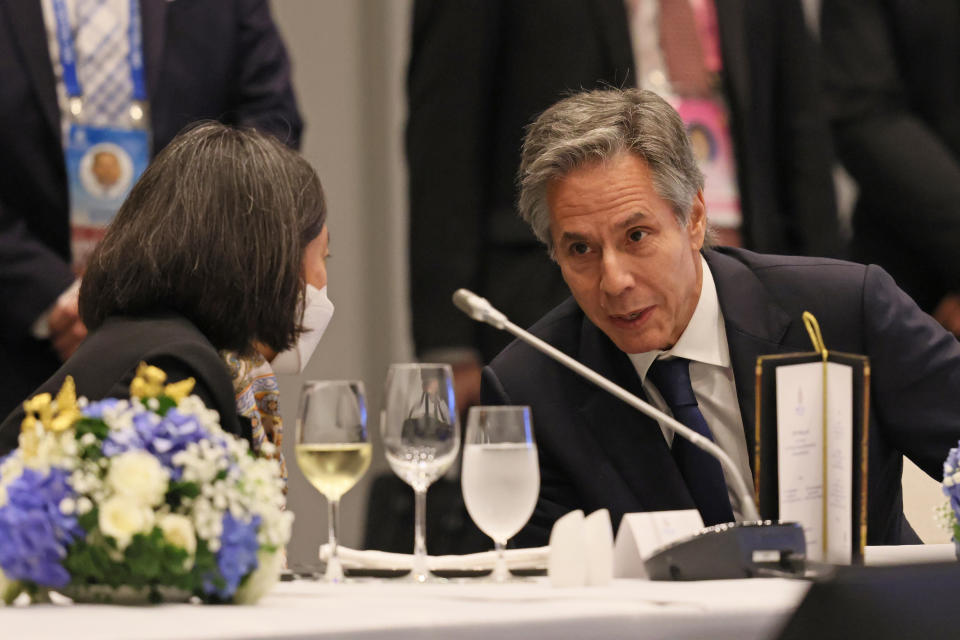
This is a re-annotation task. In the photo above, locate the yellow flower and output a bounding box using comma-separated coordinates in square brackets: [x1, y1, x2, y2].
[163, 377, 196, 402]
[130, 363, 167, 399]
[19, 377, 82, 456]
[129, 362, 195, 401]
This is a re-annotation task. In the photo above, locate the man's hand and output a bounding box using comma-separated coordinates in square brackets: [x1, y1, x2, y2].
[934, 293, 960, 336]
[47, 295, 87, 361]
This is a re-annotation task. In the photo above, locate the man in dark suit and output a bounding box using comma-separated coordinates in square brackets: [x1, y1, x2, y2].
[821, 0, 960, 335]
[407, 0, 839, 411]
[0, 0, 302, 420]
[482, 88, 960, 547]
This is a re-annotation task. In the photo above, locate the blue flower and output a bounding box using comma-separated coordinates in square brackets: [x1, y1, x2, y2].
[0, 468, 82, 587]
[942, 446, 960, 516]
[82, 398, 121, 420]
[203, 513, 260, 599]
[102, 408, 209, 478]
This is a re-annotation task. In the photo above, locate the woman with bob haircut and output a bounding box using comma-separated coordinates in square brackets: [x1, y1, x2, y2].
[0, 123, 332, 467]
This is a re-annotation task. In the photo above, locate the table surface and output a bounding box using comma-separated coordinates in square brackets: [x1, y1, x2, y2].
[6, 545, 952, 640]
[3, 577, 810, 640]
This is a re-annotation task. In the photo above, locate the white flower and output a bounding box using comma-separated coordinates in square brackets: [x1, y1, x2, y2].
[59, 497, 76, 515]
[107, 450, 169, 507]
[234, 549, 283, 605]
[0, 454, 25, 508]
[76, 497, 93, 515]
[158, 514, 196, 568]
[98, 495, 155, 550]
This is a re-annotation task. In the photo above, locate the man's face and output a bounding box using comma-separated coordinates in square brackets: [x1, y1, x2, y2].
[92, 152, 121, 187]
[547, 152, 706, 354]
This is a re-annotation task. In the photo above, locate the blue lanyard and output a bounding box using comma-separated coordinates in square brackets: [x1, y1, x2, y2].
[52, 0, 147, 102]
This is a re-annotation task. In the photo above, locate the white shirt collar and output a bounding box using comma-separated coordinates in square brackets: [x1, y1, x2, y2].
[628, 255, 730, 381]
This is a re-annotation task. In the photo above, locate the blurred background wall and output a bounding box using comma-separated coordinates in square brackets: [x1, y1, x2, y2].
[270, 0, 414, 566]
[269, 0, 947, 566]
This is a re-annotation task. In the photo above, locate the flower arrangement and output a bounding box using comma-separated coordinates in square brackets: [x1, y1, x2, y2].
[0, 364, 292, 605]
[941, 445, 960, 545]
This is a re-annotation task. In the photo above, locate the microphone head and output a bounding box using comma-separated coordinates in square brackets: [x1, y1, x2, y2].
[452, 288, 507, 329]
[452, 289, 483, 321]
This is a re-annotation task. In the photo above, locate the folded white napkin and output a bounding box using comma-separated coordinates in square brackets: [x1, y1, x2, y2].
[318, 545, 549, 571]
[547, 509, 614, 587]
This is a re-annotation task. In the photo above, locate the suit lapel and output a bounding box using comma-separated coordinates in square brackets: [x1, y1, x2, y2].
[588, 0, 636, 87]
[705, 249, 793, 476]
[140, 0, 167, 104]
[576, 315, 695, 513]
[714, 0, 751, 118]
[4, 0, 60, 139]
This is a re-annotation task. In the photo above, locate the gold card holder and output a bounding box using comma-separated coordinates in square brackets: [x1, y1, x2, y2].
[754, 312, 870, 564]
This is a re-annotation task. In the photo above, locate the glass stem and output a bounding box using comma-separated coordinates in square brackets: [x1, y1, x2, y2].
[492, 540, 509, 582]
[412, 487, 428, 582]
[325, 497, 344, 582]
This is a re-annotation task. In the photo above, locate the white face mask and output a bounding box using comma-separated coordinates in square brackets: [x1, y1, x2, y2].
[271, 284, 334, 375]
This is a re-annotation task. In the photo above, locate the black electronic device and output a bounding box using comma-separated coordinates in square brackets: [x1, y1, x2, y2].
[643, 521, 806, 580]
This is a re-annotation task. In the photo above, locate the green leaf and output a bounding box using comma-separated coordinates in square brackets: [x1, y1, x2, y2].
[77, 506, 98, 533]
[155, 396, 177, 416]
[74, 418, 108, 441]
[1, 580, 23, 605]
[166, 481, 200, 510]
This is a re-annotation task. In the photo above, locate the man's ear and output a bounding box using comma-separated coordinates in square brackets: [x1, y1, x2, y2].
[687, 190, 707, 250]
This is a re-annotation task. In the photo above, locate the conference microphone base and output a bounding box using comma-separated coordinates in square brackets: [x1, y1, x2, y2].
[644, 521, 806, 580]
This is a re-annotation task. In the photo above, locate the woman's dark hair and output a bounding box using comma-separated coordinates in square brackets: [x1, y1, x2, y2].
[79, 122, 326, 355]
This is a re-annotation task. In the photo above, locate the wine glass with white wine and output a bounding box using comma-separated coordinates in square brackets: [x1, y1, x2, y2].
[381, 363, 460, 582]
[461, 405, 539, 582]
[295, 380, 371, 583]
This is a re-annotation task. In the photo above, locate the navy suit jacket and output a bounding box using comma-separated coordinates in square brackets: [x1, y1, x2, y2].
[822, 0, 960, 313]
[0, 0, 301, 420]
[483, 248, 960, 546]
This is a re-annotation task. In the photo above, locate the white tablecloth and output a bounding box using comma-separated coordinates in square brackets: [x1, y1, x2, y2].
[9, 544, 952, 639]
[4, 577, 810, 640]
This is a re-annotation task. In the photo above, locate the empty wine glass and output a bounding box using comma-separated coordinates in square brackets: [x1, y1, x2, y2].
[461, 406, 539, 582]
[295, 380, 371, 583]
[381, 363, 460, 582]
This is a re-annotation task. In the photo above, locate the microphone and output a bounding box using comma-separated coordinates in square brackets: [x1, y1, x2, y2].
[453, 288, 805, 580]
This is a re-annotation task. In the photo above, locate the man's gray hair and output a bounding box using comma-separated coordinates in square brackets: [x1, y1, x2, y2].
[518, 88, 705, 252]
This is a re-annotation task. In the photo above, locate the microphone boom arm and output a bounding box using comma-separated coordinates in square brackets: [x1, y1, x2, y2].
[455, 288, 761, 523]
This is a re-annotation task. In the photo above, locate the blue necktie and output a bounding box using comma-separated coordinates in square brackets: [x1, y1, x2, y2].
[647, 357, 735, 526]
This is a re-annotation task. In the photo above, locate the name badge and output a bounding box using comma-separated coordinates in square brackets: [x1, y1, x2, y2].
[673, 98, 741, 229]
[66, 124, 149, 272]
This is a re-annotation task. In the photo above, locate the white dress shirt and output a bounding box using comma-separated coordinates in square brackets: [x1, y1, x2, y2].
[627, 255, 752, 520]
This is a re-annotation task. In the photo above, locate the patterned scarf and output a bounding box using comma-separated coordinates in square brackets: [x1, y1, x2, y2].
[220, 350, 287, 484]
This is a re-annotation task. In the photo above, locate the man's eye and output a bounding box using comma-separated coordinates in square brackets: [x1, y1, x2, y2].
[570, 242, 589, 255]
[628, 229, 646, 242]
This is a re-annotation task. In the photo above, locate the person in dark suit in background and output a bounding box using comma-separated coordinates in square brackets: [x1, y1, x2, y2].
[0, 123, 330, 460]
[821, 0, 960, 336]
[0, 0, 302, 422]
[406, 0, 839, 412]
[482, 88, 960, 547]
